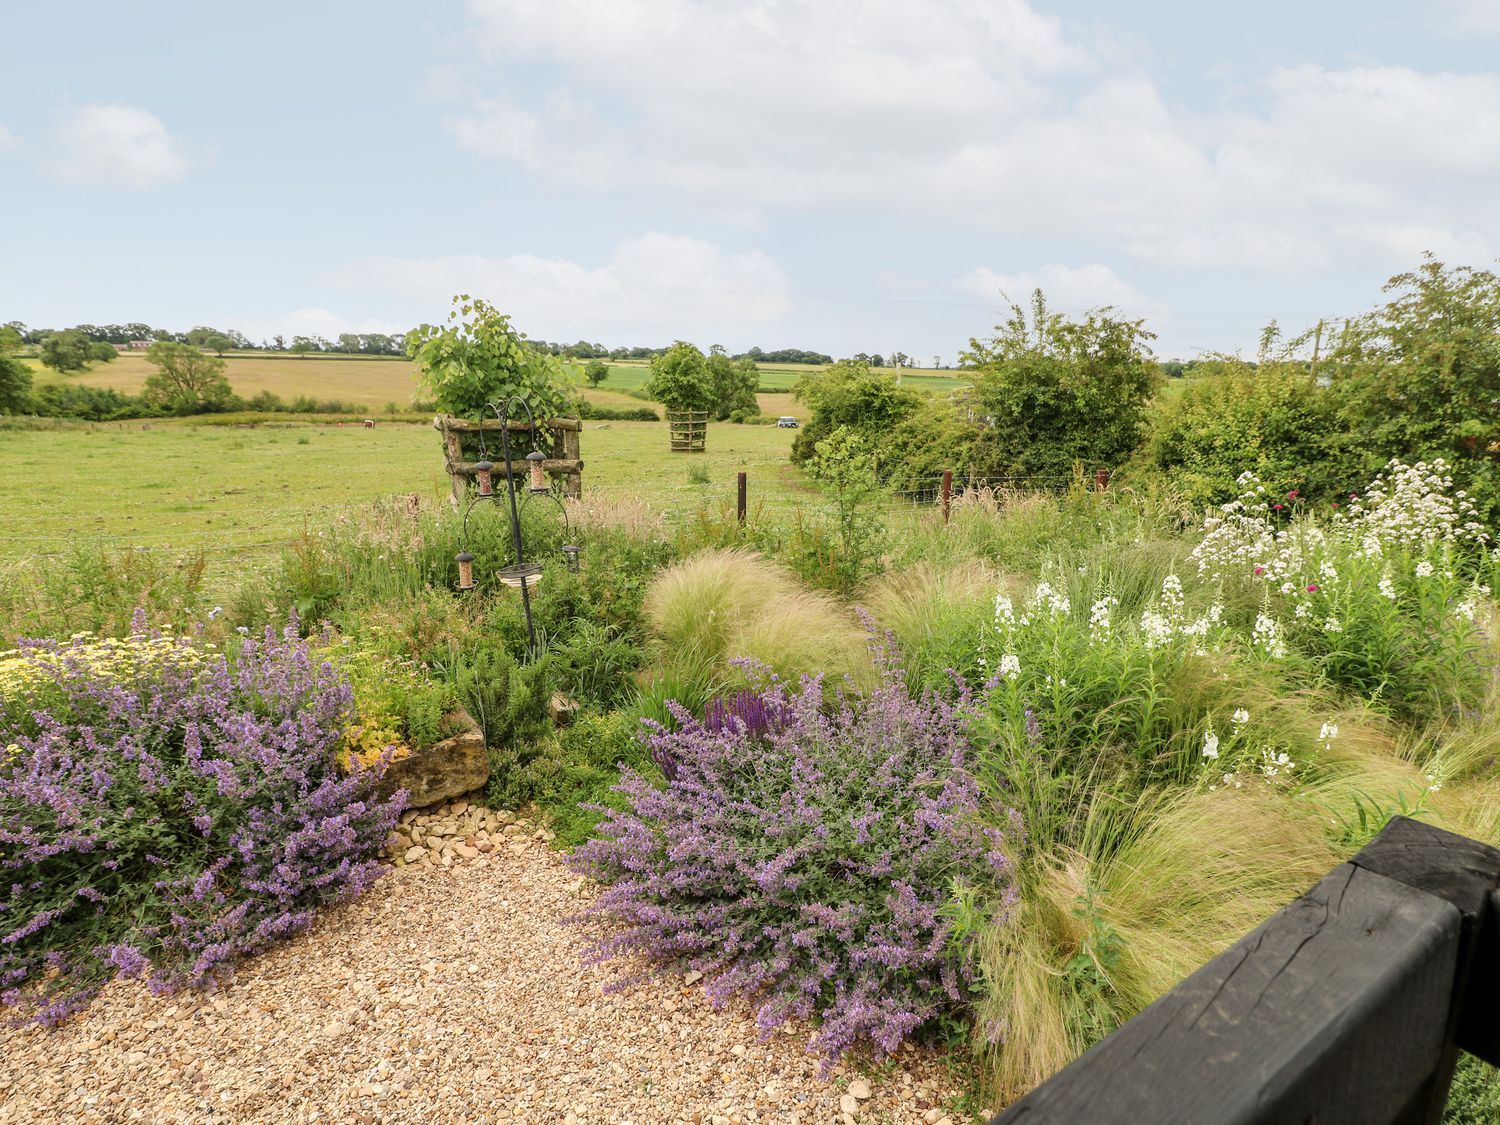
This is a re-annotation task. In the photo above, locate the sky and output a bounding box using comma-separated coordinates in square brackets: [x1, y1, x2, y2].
[3, 0, 1500, 362]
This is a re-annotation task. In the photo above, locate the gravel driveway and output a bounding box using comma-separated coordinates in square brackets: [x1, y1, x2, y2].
[0, 816, 974, 1125]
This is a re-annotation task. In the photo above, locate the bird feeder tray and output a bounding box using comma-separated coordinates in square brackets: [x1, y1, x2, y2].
[497, 561, 544, 589]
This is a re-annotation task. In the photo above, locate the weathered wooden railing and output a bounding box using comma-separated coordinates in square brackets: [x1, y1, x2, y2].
[993, 816, 1500, 1124]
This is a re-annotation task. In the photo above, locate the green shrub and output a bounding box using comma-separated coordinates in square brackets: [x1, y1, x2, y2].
[327, 645, 460, 768]
[577, 401, 659, 421]
[1329, 256, 1500, 527]
[511, 709, 654, 847]
[1140, 358, 1344, 508]
[442, 642, 556, 808]
[960, 290, 1160, 480]
[1447, 1056, 1500, 1123]
[548, 619, 642, 709]
[804, 426, 887, 595]
[789, 359, 921, 465]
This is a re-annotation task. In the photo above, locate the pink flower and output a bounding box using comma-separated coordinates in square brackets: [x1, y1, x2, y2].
[1273, 503, 1285, 510]
[1307, 584, 1319, 592]
[1253, 566, 1265, 575]
[1288, 490, 1299, 499]
[1331, 502, 1340, 508]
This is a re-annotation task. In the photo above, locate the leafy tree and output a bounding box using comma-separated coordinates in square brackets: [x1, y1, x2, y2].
[960, 290, 1160, 479]
[0, 356, 31, 413]
[407, 295, 576, 419]
[0, 326, 22, 355]
[203, 334, 234, 356]
[289, 336, 319, 357]
[583, 359, 609, 387]
[141, 341, 234, 414]
[89, 342, 118, 363]
[272, 334, 286, 351]
[705, 345, 759, 420]
[1327, 255, 1500, 525]
[38, 330, 93, 373]
[790, 359, 921, 464]
[645, 341, 714, 413]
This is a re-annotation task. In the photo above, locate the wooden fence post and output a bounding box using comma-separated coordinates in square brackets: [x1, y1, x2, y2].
[737, 471, 747, 526]
[941, 469, 953, 525]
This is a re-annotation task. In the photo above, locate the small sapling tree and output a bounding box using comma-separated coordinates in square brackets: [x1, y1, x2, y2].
[406, 296, 575, 419]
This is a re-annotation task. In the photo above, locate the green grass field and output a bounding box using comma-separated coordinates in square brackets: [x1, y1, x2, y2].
[0, 419, 805, 584]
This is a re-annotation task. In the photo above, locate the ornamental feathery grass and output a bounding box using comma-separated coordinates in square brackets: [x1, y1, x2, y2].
[864, 560, 1007, 693]
[643, 547, 872, 689]
[975, 786, 1339, 1101]
[643, 548, 791, 658]
[0, 618, 403, 1023]
[570, 653, 1018, 1072]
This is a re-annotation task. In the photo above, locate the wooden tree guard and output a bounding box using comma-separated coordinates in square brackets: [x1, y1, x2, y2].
[667, 410, 708, 452]
[434, 414, 583, 502]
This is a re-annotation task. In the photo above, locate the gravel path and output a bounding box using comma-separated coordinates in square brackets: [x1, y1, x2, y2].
[0, 812, 976, 1125]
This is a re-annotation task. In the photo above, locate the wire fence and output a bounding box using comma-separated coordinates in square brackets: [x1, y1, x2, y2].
[0, 469, 1108, 564]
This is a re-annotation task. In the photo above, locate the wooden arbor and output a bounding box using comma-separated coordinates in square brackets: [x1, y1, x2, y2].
[667, 410, 708, 452]
[435, 414, 583, 502]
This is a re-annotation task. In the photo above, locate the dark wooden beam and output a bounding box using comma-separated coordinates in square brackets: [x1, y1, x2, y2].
[993, 815, 1500, 1124]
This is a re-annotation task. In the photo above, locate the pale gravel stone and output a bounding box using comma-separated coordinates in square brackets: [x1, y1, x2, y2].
[0, 842, 966, 1123]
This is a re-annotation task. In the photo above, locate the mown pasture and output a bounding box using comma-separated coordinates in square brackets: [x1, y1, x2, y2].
[0, 419, 802, 583]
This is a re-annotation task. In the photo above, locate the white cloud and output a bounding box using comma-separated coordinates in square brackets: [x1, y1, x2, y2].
[328, 232, 792, 344]
[441, 1, 1500, 271]
[0, 125, 19, 154]
[957, 263, 1163, 317]
[52, 104, 193, 188]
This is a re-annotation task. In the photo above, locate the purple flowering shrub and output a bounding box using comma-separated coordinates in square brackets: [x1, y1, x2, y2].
[0, 618, 404, 1024]
[570, 653, 1018, 1070]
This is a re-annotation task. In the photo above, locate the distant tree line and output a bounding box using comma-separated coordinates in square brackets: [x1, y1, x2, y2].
[531, 339, 836, 365]
[3, 321, 409, 357]
[5, 319, 856, 367]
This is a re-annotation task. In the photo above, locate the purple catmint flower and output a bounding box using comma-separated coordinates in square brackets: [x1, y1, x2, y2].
[0, 620, 403, 1022]
[569, 655, 1019, 1073]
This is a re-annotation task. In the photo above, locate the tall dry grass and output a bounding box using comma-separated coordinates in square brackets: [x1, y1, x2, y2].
[643, 547, 873, 689]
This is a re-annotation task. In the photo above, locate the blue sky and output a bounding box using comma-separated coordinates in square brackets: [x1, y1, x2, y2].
[4, 0, 1499, 361]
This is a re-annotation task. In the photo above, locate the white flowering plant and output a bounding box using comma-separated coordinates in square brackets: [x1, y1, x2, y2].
[1186, 461, 1497, 719]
